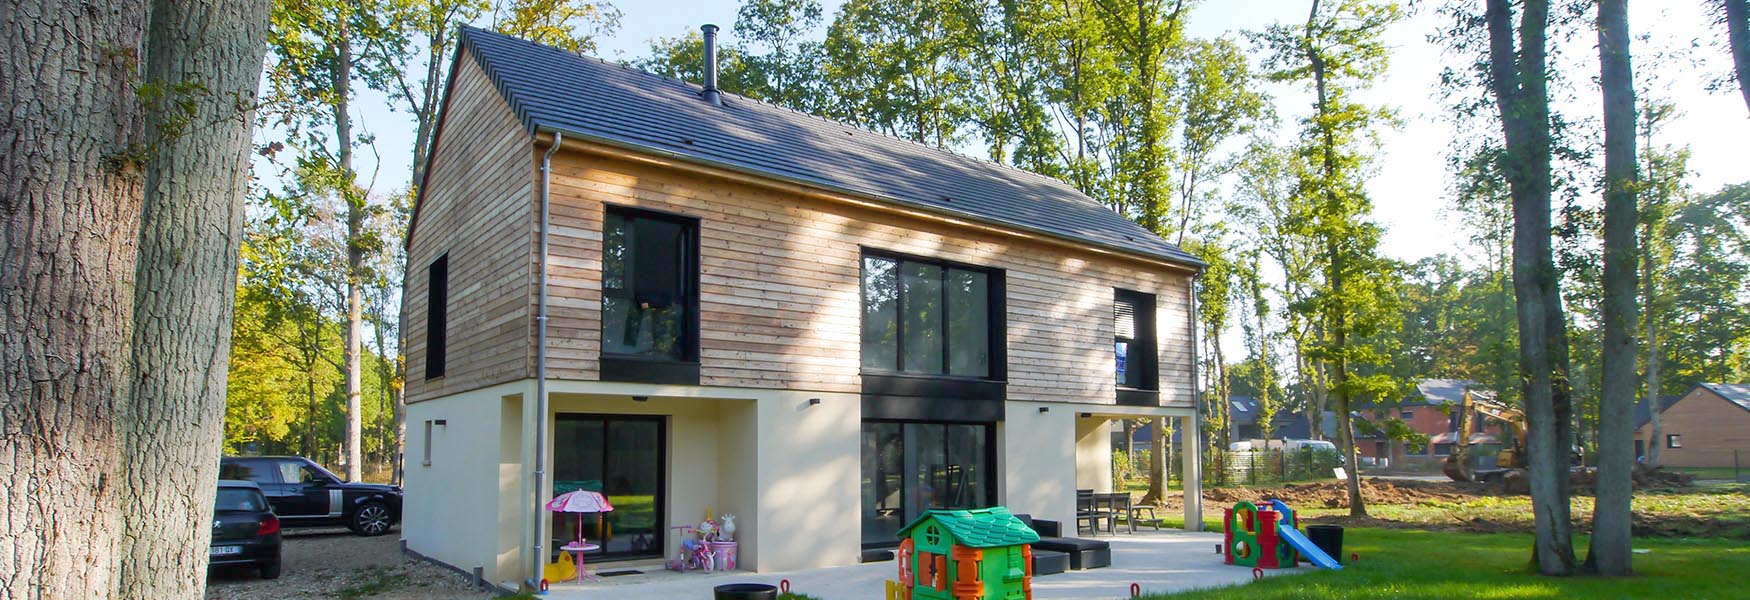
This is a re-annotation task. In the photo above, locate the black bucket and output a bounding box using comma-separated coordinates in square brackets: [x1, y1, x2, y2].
[1306, 524, 1344, 564]
[714, 583, 779, 600]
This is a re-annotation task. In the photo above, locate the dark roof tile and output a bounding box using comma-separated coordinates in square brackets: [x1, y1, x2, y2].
[455, 26, 1202, 268]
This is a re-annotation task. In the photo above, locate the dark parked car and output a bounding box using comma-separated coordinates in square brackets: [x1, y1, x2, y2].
[210, 480, 282, 579]
[219, 455, 403, 536]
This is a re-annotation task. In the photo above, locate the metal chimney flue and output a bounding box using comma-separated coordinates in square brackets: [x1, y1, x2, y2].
[700, 24, 722, 106]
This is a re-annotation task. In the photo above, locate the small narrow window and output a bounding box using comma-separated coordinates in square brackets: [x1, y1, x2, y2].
[422, 420, 434, 466]
[1400, 411, 1415, 420]
[1666, 434, 1682, 449]
[425, 254, 449, 379]
[1115, 289, 1157, 390]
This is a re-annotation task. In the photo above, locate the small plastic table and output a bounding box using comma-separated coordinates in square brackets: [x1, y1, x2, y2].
[560, 541, 601, 583]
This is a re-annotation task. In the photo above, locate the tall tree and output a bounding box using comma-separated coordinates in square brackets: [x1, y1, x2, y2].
[1484, 0, 1577, 575]
[823, 0, 973, 147]
[1260, 0, 1404, 518]
[735, 0, 827, 110]
[1587, 0, 1637, 576]
[2, 0, 269, 596]
[1088, 0, 1189, 234]
[1714, 0, 1750, 114]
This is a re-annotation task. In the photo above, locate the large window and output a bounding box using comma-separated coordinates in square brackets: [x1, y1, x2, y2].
[1115, 289, 1156, 390]
[861, 254, 998, 378]
[425, 254, 448, 379]
[861, 421, 994, 546]
[602, 207, 698, 363]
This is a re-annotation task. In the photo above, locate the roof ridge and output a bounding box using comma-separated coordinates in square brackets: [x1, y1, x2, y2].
[460, 25, 1108, 209]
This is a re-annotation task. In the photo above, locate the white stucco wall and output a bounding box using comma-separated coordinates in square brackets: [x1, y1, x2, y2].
[1075, 415, 1114, 492]
[999, 401, 1077, 526]
[404, 383, 525, 581]
[752, 391, 861, 571]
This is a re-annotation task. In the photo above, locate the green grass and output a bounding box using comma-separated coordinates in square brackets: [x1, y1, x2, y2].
[1143, 528, 1750, 599]
[1666, 466, 1745, 481]
[337, 565, 414, 599]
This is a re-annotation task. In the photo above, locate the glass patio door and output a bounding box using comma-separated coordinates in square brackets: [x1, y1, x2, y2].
[553, 414, 664, 560]
[861, 421, 993, 547]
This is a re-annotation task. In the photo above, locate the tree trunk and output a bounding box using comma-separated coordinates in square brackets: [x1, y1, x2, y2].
[1486, 0, 1576, 576]
[1724, 0, 1750, 115]
[335, 23, 365, 483]
[119, 1, 269, 595]
[1142, 417, 1168, 504]
[1587, 0, 1637, 576]
[1, 3, 149, 595]
[1644, 315, 1661, 467]
[2, 1, 266, 596]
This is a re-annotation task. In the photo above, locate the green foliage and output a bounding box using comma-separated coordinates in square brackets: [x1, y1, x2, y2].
[492, 0, 621, 53]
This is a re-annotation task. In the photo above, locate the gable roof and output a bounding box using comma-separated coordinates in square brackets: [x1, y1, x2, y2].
[1700, 383, 1750, 413]
[449, 26, 1201, 269]
[1633, 395, 1683, 430]
[896, 507, 1040, 548]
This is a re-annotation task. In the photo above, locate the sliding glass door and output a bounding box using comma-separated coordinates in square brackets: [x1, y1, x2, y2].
[861, 421, 994, 547]
[553, 414, 664, 560]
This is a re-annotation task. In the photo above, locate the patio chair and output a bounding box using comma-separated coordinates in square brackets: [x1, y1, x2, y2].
[1076, 490, 1114, 536]
[1100, 492, 1159, 533]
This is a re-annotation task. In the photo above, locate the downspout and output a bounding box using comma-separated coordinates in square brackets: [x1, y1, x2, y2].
[1185, 272, 1203, 531]
[530, 131, 563, 588]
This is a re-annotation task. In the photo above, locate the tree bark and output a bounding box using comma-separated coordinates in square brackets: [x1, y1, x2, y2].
[1, 3, 149, 595]
[1724, 0, 1750, 115]
[2, 1, 266, 596]
[1485, 0, 1576, 576]
[1587, 0, 1637, 576]
[118, 1, 269, 595]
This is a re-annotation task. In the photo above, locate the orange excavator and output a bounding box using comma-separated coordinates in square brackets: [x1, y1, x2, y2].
[1443, 389, 1529, 483]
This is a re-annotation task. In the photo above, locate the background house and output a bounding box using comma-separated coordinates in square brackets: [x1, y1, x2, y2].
[1635, 384, 1750, 468]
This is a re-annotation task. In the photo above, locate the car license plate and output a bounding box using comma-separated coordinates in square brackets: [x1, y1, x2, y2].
[210, 546, 242, 556]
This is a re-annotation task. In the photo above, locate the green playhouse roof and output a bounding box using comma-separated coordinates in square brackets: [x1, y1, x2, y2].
[896, 507, 1041, 548]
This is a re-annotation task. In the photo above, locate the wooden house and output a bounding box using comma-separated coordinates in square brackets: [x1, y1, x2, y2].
[399, 25, 1205, 586]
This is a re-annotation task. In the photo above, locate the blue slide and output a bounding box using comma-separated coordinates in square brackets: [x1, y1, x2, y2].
[1276, 524, 1343, 570]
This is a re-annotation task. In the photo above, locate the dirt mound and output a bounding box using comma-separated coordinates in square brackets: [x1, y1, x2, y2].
[1568, 466, 1697, 493]
[1202, 478, 1493, 509]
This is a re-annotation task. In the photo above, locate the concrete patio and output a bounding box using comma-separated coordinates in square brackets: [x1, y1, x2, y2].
[542, 530, 1306, 599]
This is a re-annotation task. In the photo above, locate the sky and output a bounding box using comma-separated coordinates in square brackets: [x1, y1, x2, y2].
[301, 0, 1750, 265]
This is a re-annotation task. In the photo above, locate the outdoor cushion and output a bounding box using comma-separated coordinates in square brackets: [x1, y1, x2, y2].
[1031, 549, 1069, 576]
[1031, 537, 1110, 570]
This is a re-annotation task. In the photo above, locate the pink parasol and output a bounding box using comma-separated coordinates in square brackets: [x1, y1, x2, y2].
[546, 490, 614, 544]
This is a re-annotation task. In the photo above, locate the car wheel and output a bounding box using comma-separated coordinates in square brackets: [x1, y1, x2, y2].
[350, 501, 393, 536]
[259, 560, 282, 580]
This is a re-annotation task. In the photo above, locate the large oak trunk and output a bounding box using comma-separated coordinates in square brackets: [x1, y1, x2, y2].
[1, 3, 150, 595]
[1587, 0, 1637, 576]
[1, 1, 267, 597]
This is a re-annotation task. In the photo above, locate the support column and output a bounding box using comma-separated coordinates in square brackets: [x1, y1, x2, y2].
[1181, 414, 1203, 531]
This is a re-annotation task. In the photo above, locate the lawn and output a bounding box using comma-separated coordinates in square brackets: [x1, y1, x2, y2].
[1144, 527, 1750, 599]
[1666, 466, 1745, 482]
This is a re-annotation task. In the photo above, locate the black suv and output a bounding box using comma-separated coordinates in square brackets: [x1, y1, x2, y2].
[219, 456, 403, 536]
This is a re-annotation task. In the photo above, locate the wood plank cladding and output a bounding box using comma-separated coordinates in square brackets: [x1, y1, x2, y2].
[403, 53, 537, 403]
[540, 147, 1196, 407]
[406, 55, 1197, 407]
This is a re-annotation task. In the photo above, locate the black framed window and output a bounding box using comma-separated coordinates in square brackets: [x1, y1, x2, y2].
[425, 254, 448, 379]
[861, 253, 1000, 379]
[860, 420, 996, 547]
[602, 206, 699, 364]
[1115, 289, 1156, 390]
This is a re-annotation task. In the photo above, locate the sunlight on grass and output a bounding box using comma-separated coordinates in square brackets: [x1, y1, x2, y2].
[1142, 528, 1750, 599]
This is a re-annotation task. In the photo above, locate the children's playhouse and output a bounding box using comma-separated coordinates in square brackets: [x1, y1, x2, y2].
[889, 506, 1041, 600]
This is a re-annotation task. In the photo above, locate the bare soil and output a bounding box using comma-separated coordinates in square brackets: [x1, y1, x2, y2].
[205, 528, 493, 600]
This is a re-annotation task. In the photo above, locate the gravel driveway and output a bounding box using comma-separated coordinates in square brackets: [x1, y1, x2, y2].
[206, 528, 494, 600]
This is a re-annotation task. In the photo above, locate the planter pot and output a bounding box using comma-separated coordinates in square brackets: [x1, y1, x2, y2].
[711, 541, 739, 571]
[713, 583, 776, 600]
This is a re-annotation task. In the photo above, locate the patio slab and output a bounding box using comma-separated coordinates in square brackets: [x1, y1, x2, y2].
[541, 530, 1309, 599]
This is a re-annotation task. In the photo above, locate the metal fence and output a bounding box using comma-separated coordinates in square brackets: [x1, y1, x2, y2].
[1212, 448, 1345, 487]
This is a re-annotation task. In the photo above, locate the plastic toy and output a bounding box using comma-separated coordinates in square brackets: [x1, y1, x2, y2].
[1222, 499, 1341, 570]
[887, 506, 1039, 600]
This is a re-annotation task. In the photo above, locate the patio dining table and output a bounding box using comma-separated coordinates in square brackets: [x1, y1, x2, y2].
[1095, 492, 1158, 534]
